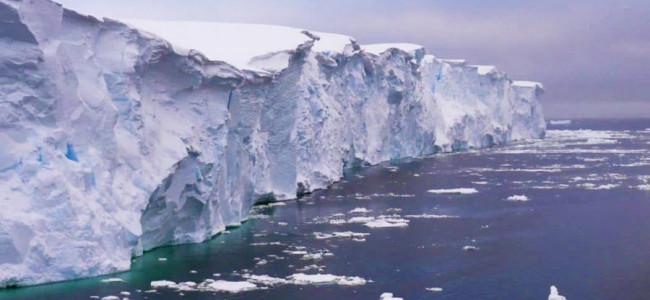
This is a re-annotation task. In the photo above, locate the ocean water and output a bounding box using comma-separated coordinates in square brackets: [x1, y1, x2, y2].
[2, 119, 649, 300]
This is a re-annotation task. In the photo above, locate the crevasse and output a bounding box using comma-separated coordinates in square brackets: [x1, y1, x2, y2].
[0, 0, 544, 287]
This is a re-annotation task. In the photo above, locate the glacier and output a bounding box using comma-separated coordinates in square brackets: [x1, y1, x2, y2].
[0, 0, 545, 287]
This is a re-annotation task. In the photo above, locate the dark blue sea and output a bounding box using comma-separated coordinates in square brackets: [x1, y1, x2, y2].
[2, 119, 649, 300]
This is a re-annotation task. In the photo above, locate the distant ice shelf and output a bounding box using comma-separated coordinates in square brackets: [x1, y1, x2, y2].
[0, 0, 545, 287]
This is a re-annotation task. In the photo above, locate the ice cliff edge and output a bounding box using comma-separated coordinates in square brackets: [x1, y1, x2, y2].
[0, 0, 545, 287]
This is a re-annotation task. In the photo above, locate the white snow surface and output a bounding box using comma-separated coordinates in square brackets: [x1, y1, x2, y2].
[362, 43, 424, 55]
[0, 0, 545, 287]
[124, 20, 353, 73]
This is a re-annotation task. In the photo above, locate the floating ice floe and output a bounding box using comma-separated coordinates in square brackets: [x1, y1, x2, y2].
[616, 162, 650, 167]
[462, 245, 479, 251]
[349, 207, 371, 213]
[289, 273, 366, 286]
[404, 214, 459, 219]
[204, 280, 258, 293]
[548, 285, 567, 300]
[296, 264, 325, 272]
[380, 292, 404, 300]
[242, 274, 289, 286]
[426, 287, 443, 292]
[369, 193, 416, 198]
[427, 188, 478, 194]
[506, 195, 529, 201]
[100, 278, 125, 283]
[302, 253, 324, 260]
[329, 219, 347, 225]
[578, 183, 620, 190]
[579, 157, 608, 162]
[636, 185, 650, 191]
[284, 250, 309, 255]
[348, 216, 376, 223]
[364, 218, 409, 228]
[314, 231, 370, 240]
[100, 296, 119, 300]
[549, 120, 571, 125]
[150, 280, 178, 289]
[250, 242, 285, 246]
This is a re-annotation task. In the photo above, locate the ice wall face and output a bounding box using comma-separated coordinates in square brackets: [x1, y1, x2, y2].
[0, 0, 544, 287]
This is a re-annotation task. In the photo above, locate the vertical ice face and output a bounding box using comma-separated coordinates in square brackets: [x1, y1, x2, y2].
[0, 0, 545, 287]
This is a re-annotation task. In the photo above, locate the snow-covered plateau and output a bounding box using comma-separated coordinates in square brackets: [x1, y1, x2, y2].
[0, 0, 545, 287]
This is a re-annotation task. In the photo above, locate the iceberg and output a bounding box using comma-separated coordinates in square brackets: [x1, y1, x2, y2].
[0, 0, 545, 287]
[548, 285, 567, 300]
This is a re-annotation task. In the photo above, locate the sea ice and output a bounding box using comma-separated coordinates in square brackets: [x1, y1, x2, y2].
[242, 274, 289, 286]
[100, 278, 125, 283]
[463, 245, 479, 251]
[380, 292, 404, 300]
[204, 280, 258, 293]
[364, 219, 409, 228]
[427, 188, 478, 194]
[548, 285, 567, 300]
[404, 214, 458, 219]
[349, 207, 371, 213]
[506, 195, 529, 201]
[150, 280, 177, 289]
[288, 273, 367, 286]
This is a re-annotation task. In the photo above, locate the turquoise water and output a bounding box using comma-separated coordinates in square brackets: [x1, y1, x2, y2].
[2, 119, 649, 299]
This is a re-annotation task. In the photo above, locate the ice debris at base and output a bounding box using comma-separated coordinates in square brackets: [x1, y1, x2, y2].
[380, 292, 404, 300]
[205, 280, 258, 293]
[506, 195, 529, 201]
[150, 280, 178, 289]
[0, 0, 545, 286]
[548, 285, 567, 300]
[314, 231, 370, 240]
[100, 278, 125, 283]
[428, 188, 479, 194]
[147, 273, 367, 294]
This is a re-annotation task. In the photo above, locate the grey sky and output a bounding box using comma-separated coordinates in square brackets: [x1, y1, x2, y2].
[57, 0, 650, 118]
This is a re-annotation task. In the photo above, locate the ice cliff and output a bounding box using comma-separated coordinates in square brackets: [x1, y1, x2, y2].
[0, 0, 545, 287]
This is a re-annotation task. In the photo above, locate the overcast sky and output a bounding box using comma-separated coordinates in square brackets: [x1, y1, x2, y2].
[57, 0, 650, 119]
